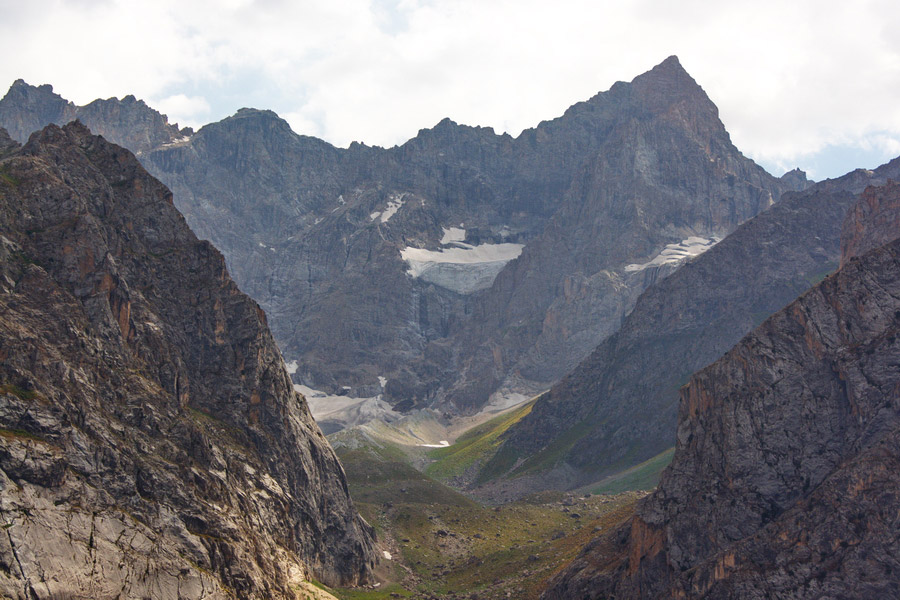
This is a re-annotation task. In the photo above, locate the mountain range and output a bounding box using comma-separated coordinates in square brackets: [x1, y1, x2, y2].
[0, 57, 808, 421]
[2, 55, 899, 599]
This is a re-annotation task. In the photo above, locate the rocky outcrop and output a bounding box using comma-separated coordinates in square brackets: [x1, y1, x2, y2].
[0, 58, 804, 415]
[0, 123, 375, 598]
[0, 80, 187, 154]
[841, 178, 900, 264]
[542, 182, 900, 599]
[487, 157, 900, 494]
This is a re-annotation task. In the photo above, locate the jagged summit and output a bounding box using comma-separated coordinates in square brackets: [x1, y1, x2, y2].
[0, 60, 794, 429]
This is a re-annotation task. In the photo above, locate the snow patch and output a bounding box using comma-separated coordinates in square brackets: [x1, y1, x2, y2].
[159, 135, 192, 148]
[418, 440, 450, 448]
[400, 243, 524, 294]
[624, 236, 719, 272]
[441, 226, 466, 245]
[382, 551, 392, 560]
[285, 360, 298, 375]
[370, 192, 406, 223]
[378, 376, 387, 388]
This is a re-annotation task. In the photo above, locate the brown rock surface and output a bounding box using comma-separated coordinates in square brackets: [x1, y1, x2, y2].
[0, 123, 375, 598]
[841, 179, 900, 265]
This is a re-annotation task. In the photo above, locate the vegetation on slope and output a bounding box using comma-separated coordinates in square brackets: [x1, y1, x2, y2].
[589, 447, 675, 495]
[425, 399, 535, 483]
[329, 439, 645, 600]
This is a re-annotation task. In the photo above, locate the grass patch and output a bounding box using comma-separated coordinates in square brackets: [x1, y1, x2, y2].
[334, 431, 645, 599]
[589, 447, 675, 495]
[339, 446, 476, 508]
[0, 384, 38, 401]
[503, 418, 596, 479]
[0, 428, 45, 442]
[425, 399, 535, 483]
[804, 262, 838, 288]
[0, 168, 20, 187]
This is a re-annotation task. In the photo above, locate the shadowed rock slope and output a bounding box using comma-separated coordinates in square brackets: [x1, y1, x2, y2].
[0, 124, 375, 598]
[542, 181, 900, 599]
[485, 158, 900, 494]
[0, 58, 805, 415]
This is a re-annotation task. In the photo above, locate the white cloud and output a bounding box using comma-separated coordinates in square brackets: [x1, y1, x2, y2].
[1, 0, 899, 178]
[152, 94, 211, 129]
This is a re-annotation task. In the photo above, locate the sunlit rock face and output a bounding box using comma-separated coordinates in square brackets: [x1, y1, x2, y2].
[0, 123, 375, 599]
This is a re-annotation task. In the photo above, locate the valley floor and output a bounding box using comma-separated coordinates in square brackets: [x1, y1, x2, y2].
[320, 432, 649, 599]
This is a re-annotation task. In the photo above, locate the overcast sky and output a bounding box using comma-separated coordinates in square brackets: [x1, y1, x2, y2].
[2, 0, 899, 180]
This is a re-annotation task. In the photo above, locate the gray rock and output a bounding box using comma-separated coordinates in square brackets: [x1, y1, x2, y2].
[542, 181, 900, 599]
[0, 57, 796, 417]
[489, 156, 900, 493]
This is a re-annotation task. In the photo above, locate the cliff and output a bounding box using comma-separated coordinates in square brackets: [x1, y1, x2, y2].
[487, 157, 900, 493]
[543, 181, 900, 599]
[0, 123, 375, 598]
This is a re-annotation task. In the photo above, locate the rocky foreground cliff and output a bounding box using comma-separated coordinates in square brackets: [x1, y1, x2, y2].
[542, 180, 900, 599]
[0, 124, 375, 598]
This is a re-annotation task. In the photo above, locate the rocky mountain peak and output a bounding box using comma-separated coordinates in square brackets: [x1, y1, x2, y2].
[0, 79, 76, 143]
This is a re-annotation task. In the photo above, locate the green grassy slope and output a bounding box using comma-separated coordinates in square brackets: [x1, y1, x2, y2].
[425, 399, 535, 483]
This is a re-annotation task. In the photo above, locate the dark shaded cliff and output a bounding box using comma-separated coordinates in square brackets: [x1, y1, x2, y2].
[486, 157, 900, 493]
[0, 123, 375, 598]
[542, 181, 900, 599]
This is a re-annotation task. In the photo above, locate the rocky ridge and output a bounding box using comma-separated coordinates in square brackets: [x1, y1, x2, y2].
[484, 157, 900, 494]
[0, 58, 806, 415]
[0, 123, 375, 598]
[542, 180, 900, 599]
[0, 79, 188, 154]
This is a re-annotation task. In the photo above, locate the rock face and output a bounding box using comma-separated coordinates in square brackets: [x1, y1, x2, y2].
[841, 178, 900, 265]
[0, 123, 375, 598]
[0, 58, 805, 415]
[486, 157, 900, 493]
[542, 181, 900, 599]
[0, 79, 187, 154]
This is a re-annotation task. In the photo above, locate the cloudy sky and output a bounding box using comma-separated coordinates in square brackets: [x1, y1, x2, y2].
[2, 0, 899, 180]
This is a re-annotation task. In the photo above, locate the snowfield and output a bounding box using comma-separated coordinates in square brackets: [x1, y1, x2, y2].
[401, 242, 524, 294]
[624, 236, 719, 272]
[370, 192, 407, 223]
